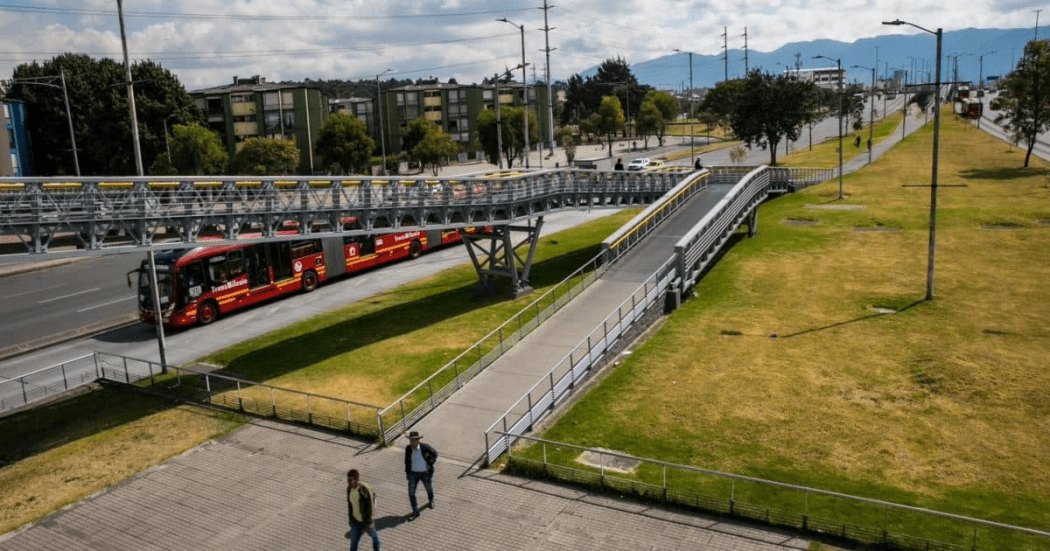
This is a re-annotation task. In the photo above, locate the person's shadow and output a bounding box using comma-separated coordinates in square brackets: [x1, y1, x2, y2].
[343, 514, 411, 539]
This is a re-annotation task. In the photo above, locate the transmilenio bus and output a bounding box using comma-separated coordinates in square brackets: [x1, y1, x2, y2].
[129, 228, 462, 328]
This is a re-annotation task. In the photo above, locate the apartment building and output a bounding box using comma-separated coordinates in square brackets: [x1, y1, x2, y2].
[191, 76, 329, 174]
[785, 67, 848, 90]
[1, 100, 32, 177]
[375, 79, 553, 157]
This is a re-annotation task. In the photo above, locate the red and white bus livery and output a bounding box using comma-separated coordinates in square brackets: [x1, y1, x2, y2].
[129, 228, 462, 328]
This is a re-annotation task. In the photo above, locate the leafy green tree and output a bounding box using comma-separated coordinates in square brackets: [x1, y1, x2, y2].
[646, 90, 679, 146]
[991, 39, 1050, 167]
[4, 53, 201, 176]
[555, 127, 577, 164]
[699, 79, 746, 136]
[413, 127, 459, 175]
[636, 100, 662, 149]
[560, 57, 650, 129]
[316, 113, 375, 174]
[728, 70, 820, 165]
[400, 117, 435, 162]
[167, 123, 227, 175]
[232, 137, 300, 175]
[597, 96, 625, 157]
[476, 106, 538, 168]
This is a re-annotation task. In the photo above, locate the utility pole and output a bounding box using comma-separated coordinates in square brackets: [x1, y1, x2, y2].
[722, 27, 728, 81]
[742, 27, 749, 73]
[117, 0, 143, 176]
[1036, 9, 1042, 40]
[538, 0, 556, 156]
[494, 73, 504, 169]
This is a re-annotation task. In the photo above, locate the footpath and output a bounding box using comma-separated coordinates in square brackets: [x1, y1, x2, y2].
[1, 113, 930, 550]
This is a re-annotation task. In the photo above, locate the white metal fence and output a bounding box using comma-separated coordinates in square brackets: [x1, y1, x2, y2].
[503, 434, 1050, 551]
[0, 354, 98, 413]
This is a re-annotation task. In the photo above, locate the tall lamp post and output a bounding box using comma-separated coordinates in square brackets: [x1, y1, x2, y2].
[814, 55, 844, 199]
[7, 70, 81, 176]
[884, 18, 942, 301]
[375, 68, 392, 175]
[498, 18, 531, 169]
[117, 0, 143, 176]
[674, 49, 696, 164]
[853, 64, 876, 164]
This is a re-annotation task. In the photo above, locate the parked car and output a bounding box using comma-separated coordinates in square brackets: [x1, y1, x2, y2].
[626, 158, 650, 171]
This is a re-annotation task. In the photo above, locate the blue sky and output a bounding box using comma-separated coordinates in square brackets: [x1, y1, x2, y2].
[0, 1, 1045, 90]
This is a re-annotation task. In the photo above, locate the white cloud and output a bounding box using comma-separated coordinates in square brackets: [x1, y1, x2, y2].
[0, 0, 1044, 89]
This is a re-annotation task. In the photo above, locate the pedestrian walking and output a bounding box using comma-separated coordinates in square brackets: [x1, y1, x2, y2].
[694, 157, 702, 170]
[404, 431, 438, 520]
[346, 469, 380, 551]
[614, 158, 624, 170]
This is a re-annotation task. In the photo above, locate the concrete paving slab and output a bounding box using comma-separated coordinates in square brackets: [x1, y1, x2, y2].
[0, 421, 809, 551]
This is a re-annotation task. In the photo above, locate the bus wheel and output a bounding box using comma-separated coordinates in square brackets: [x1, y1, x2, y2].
[409, 239, 423, 259]
[301, 270, 319, 292]
[198, 300, 219, 325]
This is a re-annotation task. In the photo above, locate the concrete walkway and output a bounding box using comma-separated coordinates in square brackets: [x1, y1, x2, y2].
[0, 420, 810, 551]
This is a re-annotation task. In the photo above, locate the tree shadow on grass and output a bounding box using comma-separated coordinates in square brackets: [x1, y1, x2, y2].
[959, 166, 1046, 181]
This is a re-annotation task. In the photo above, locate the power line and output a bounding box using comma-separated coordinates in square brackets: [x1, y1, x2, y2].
[0, 3, 534, 21]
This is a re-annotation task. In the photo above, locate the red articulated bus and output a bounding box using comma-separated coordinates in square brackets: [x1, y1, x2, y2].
[129, 227, 463, 328]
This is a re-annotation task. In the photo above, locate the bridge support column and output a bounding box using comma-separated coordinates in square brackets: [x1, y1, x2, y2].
[462, 217, 544, 298]
[746, 209, 759, 238]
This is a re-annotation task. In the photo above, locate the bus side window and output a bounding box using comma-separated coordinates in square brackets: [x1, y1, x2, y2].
[360, 236, 375, 256]
[226, 250, 245, 278]
[184, 262, 206, 301]
[208, 255, 228, 284]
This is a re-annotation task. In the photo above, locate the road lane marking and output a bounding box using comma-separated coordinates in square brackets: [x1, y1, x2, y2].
[77, 295, 136, 312]
[38, 288, 102, 304]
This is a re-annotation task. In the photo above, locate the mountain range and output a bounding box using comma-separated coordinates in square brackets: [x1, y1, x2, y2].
[578, 27, 1038, 91]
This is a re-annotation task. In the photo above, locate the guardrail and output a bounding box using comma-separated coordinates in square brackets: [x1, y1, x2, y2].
[0, 169, 686, 255]
[602, 170, 710, 263]
[501, 434, 1050, 551]
[483, 255, 677, 465]
[94, 352, 382, 437]
[0, 354, 98, 414]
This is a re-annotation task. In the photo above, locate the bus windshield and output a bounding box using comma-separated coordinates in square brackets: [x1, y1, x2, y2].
[137, 262, 174, 307]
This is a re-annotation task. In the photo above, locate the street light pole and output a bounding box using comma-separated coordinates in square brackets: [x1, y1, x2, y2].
[499, 18, 530, 169]
[376, 68, 392, 175]
[884, 19, 942, 301]
[117, 0, 143, 176]
[674, 49, 695, 163]
[7, 71, 81, 176]
[815, 55, 844, 199]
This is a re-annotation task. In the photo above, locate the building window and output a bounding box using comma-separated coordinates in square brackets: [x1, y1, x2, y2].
[265, 112, 281, 132]
[264, 92, 280, 108]
[283, 112, 295, 129]
[231, 93, 254, 103]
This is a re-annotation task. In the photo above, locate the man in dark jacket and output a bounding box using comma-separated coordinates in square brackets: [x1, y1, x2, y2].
[346, 469, 380, 551]
[403, 431, 437, 520]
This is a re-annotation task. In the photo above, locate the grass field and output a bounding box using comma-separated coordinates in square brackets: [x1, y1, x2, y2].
[0, 210, 638, 534]
[517, 110, 1050, 536]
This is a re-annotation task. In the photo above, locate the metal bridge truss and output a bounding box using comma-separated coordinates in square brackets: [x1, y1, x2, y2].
[461, 217, 544, 298]
[0, 169, 687, 258]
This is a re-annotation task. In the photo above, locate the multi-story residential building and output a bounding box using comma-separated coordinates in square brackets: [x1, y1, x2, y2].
[190, 76, 329, 174]
[375, 79, 553, 158]
[1, 100, 32, 177]
[784, 67, 847, 90]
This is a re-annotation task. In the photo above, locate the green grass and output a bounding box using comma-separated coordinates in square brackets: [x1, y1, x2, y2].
[511, 107, 1050, 547]
[0, 210, 638, 534]
[781, 112, 904, 168]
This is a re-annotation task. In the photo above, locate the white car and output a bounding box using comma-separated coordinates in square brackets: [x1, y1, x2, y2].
[626, 158, 649, 171]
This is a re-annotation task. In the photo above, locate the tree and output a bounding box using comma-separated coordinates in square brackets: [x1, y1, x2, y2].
[316, 113, 375, 174]
[699, 79, 746, 135]
[232, 137, 300, 175]
[597, 96, 625, 157]
[167, 123, 227, 175]
[635, 100, 662, 149]
[555, 127, 577, 164]
[413, 127, 459, 175]
[991, 39, 1050, 167]
[3, 53, 202, 176]
[476, 106, 538, 168]
[401, 117, 435, 167]
[645, 90, 679, 146]
[727, 70, 821, 165]
[560, 57, 650, 129]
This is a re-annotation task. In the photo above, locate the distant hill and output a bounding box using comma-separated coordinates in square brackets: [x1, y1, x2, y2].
[577, 28, 1034, 90]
